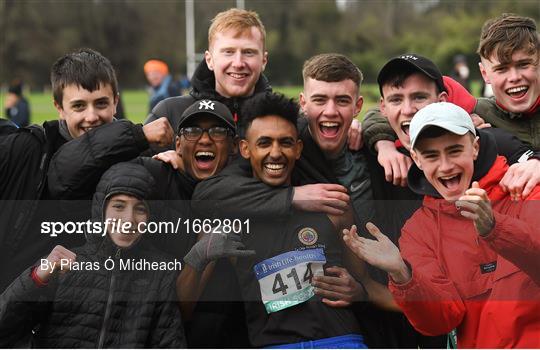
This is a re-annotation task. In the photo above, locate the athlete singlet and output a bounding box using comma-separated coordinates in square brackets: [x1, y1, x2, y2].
[235, 209, 362, 348]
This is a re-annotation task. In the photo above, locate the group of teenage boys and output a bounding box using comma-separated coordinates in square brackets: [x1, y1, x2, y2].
[0, 8, 538, 349]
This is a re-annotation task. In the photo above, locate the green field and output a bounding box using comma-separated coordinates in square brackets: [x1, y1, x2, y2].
[3, 81, 482, 125]
[1, 89, 150, 125]
[1, 85, 386, 125]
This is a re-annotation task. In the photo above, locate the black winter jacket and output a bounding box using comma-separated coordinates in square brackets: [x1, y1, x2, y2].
[0, 163, 186, 348]
[47, 120, 150, 200]
[192, 117, 374, 225]
[49, 152, 197, 259]
[0, 121, 73, 291]
[144, 60, 272, 134]
[0, 118, 18, 136]
[0, 120, 150, 292]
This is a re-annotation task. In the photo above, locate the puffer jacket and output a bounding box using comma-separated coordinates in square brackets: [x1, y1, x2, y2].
[0, 163, 186, 348]
[0, 118, 150, 291]
[0, 121, 73, 292]
[390, 155, 540, 348]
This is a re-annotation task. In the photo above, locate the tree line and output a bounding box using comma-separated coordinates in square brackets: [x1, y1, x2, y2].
[1, 0, 538, 90]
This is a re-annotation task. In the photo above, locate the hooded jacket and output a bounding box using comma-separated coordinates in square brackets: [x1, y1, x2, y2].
[0, 163, 186, 348]
[389, 136, 540, 347]
[0, 118, 150, 292]
[144, 60, 272, 134]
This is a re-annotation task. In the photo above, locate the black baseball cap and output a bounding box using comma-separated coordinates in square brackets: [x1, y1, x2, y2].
[377, 54, 445, 95]
[178, 99, 235, 133]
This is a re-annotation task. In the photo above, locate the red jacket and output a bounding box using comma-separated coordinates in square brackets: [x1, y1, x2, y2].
[390, 156, 540, 348]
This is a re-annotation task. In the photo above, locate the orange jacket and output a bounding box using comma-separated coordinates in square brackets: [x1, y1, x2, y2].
[390, 156, 540, 348]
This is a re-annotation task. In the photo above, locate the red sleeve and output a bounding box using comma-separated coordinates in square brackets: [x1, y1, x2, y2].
[389, 215, 466, 336]
[443, 76, 477, 114]
[481, 193, 540, 285]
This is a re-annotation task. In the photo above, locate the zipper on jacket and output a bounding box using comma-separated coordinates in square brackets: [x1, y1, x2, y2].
[233, 100, 239, 123]
[97, 248, 121, 348]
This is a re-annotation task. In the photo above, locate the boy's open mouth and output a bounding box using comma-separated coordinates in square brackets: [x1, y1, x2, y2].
[319, 121, 340, 137]
[506, 85, 528, 99]
[195, 151, 216, 170]
[439, 174, 461, 190]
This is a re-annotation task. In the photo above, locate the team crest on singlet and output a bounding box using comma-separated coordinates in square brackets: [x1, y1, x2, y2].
[298, 227, 318, 246]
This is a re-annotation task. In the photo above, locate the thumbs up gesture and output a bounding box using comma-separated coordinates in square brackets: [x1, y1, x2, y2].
[456, 181, 495, 236]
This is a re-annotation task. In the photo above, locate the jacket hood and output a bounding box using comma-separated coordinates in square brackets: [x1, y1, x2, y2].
[190, 60, 272, 102]
[408, 128, 498, 198]
[88, 162, 156, 249]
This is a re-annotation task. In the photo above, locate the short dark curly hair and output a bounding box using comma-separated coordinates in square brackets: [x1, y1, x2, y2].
[239, 92, 299, 138]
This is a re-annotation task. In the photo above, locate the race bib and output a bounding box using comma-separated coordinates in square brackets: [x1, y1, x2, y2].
[253, 248, 326, 314]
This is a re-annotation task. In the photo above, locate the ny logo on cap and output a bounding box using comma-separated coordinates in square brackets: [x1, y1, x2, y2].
[199, 100, 215, 110]
[400, 54, 418, 61]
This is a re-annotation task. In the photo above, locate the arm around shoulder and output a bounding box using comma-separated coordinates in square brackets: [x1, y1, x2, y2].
[47, 120, 149, 199]
[192, 160, 293, 219]
[362, 108, 396, 154]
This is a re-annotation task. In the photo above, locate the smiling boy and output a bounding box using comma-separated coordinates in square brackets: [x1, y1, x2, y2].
[475, 13, 540, 148]
[202, 92, 369, 348]
[0, 163, 186, 347]
[145, 8, 271, 136]
[344, 102, 540, 348]
[174, 99, 236, 181]
[0, 48, 173, 292]
[363, 14, 540, 185]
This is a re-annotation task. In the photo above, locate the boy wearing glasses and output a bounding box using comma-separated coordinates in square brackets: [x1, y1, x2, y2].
[43, 98, 241, 348]
[44, 99, 237, 258]
[175, 100, 237, 181]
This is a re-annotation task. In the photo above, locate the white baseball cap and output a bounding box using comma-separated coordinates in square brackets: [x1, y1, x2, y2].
[409, 102, 476, 149]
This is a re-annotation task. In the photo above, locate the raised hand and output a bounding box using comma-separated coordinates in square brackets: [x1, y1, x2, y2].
[376, 140, 413, 187]
[184, 228, 255, 272]
[153, 149, 183, 170]
[456, 181, 495, 236]
[347, 119, 363, 151]
[36, 245, 77, 283]
[343, 223, 411, 284]
[142, 117, 174, 147]
[470, 113, 491, 129]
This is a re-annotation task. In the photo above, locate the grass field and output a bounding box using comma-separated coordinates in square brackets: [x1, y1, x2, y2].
[1, 85, 382, 125]
[1, 81, 481, 125]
